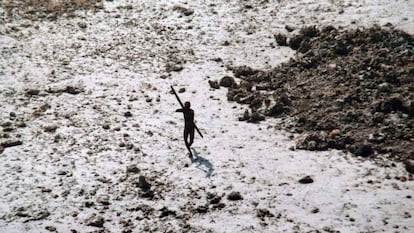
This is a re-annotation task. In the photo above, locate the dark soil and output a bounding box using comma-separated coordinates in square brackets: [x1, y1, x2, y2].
[225, 25, 414, 161]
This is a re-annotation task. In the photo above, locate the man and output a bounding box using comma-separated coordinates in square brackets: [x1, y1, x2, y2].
[176, 101, 195, 157]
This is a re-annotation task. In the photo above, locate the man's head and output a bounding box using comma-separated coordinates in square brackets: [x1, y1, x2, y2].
[184, 101, 191, 109]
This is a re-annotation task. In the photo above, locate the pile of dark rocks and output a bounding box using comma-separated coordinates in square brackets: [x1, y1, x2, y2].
[224, 25, 414, 161]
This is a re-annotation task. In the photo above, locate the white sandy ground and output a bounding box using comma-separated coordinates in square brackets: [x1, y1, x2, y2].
[0, 0, 414, 232]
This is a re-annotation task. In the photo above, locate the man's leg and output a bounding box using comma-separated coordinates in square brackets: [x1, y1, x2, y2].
[184, 129, 193, 157]
[189, 127, 195, 146]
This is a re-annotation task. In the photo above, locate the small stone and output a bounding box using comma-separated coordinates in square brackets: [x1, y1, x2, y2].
[239, 109, 250, 121]
[274, 33, 287, 46]
[102, 124, 110, 130]
[311, 208, 320, 214]
[219, 76, 235, 88]
[41, 187, 52, 193]
[64, 86, 82, 95]
[32, 210, 50, 221]
[159, 207, 176, 218]
[353, 143, 373, 157]
[368, 133, 386, 143]
[85, 214, 105, 228]
[285, 25, 295, 32]
[26, 89, 40, 96]
[207, 193, 221, 205]
[97, 195, 110, 206]
[212, 57, 223, 62]
[248, 112, 265, 122]
[126, 165, 140, 174]
[124, 111, 133, 117]
[166, 63, 184, 72]
[140, 190, 154, 199]
[227, 191, 243, 201]
[212, 203, 226, 210]
[1, 140, 23, 148]
[329, 129, 340, 138]
[43, 125, 58, 133]
[173, 6, 194, 16]
[78, 22, 87, 29]
[208, 80, 220, 89]
[15, 121, 26, 128]
[57, 170, 67, 176]
[231, 65, 258, 78]
[45, 226, 56, 232]
[256, 208, 274, 219]
[378, 82, 391, 92]
[298, 176, 314, 184]
[85, 201, 94, 208]
[268, 103, 288, 116]
[1, 122, 12, 127]
[137, 175, 151, 192]
[3, 127, 14, 132]
[404, 160, 414, 174]
[196, 205, 208, 213]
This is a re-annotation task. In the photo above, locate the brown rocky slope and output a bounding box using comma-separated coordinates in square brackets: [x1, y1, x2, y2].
[223, 25, 414, 162]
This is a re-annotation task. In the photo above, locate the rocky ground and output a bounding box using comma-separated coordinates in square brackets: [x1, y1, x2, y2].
[223, 25, 414, 163]
[1, 0, 414, 233]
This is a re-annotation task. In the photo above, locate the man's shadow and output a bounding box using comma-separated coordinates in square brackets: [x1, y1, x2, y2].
[190, 148, 214, 178]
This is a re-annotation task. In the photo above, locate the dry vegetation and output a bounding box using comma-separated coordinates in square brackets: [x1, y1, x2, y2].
[2, 0, 103, 20]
